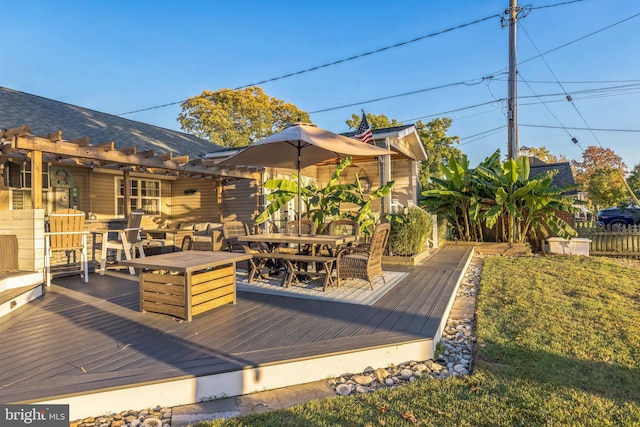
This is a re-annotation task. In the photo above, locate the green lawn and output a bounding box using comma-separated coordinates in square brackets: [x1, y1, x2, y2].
[199, 255, 640, 427]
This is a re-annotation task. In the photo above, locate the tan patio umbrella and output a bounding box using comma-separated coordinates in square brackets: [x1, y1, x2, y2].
[219, 122, 394, 234]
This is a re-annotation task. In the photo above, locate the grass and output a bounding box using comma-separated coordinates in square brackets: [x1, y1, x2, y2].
[193, 255, 640, 426]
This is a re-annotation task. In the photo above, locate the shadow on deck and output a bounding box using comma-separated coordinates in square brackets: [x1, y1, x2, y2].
[0, 245, 473, 419]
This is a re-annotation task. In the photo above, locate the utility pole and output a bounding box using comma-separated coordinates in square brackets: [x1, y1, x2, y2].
[507, 0, 519, 160]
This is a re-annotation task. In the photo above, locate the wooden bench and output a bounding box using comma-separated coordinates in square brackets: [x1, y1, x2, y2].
[251, 252, 337, 291]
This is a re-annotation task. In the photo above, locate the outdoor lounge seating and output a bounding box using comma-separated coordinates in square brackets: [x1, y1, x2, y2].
[336, 222, 390, 290]
[181, 222, 223, 251]
[44, 208, 89, 286]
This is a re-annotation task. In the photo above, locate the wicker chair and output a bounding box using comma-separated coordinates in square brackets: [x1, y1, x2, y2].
[222, 221, 251, 252]
[222, 221, 269, 282]
[336, 223, 390, 290]
[285, 219, 316, 235]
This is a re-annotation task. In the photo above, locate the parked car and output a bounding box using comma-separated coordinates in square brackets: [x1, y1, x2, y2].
[595, 206, 640, 227]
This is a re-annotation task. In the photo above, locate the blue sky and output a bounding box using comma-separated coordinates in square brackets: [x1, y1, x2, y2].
[4, 0, 639, 169]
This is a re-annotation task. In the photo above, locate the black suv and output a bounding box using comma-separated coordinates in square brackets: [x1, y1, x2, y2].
[595, 206, 640, 227]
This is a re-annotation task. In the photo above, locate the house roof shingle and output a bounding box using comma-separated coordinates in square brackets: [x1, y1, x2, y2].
[0, 87, 222, 158]
[529, 159, 578, 194]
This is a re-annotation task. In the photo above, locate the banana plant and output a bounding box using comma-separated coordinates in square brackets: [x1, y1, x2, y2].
[254, 156, 394, 238]
[421, 154, 480, 240]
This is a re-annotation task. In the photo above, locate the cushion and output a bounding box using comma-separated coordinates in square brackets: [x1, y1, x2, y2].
[178, 223, 194, 231]
[193, 223, 211, 236]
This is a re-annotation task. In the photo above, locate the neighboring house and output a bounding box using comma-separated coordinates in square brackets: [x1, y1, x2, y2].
[528, 156, 579, 228]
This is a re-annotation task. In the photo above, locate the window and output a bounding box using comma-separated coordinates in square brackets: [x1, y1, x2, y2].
[6, 160, 49, 210]
[116, 177, 161, 216]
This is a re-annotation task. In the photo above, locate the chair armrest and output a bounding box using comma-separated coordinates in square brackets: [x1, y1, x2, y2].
[44, 231, 89, 235]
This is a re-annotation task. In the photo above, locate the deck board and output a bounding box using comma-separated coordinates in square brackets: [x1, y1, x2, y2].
[0, 245, 472, 404]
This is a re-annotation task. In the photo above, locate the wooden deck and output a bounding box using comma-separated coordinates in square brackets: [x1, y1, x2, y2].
[0, 245, 473, 418]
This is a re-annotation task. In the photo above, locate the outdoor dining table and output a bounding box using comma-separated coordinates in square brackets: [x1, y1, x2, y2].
[238, 233, 356, 290]
[239, 233, 356, 256]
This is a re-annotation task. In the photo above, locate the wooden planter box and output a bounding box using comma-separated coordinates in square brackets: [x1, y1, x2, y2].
[141, 265, 235, 320]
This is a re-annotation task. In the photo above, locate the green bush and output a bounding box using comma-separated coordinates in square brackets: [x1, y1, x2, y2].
[387, 206, 433, 256]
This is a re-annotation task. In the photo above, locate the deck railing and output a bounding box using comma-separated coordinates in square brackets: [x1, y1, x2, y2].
[575, 222, 640, 258]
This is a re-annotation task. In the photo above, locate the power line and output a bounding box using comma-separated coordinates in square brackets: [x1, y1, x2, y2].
[308, 77, 492, 114]
[530, 0, 585, 10]
[521, 124, 640, 133]
[517, 10, 640, 67]
[519, 71, 576, 139]
[117, 13, 501, 116]
[519, 24, 585, 151]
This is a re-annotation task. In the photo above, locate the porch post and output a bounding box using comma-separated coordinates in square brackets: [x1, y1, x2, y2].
[123, 170, 131, 218]
[30, 150, 43, 209]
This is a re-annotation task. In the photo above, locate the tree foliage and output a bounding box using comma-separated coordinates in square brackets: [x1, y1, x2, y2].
[587, 168, 628, 209]
[415, 118, 461, 190]
[345, 113, 402, 130]
[178, 86, 310, 148]
[627, 163, 640, 198]
[572, 146, 626, 187]
[571, 145, 627, 209]
[524, 146, 568, 163]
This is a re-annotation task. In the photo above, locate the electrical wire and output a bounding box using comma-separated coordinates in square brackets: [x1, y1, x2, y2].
[520, 124, 640, 133]
[117, 13, 501, 116]
[308, 77, 491, 114]
[519, 71, 577, 140]
[530, 0, 585, 10]
[520, 22, 600, 149]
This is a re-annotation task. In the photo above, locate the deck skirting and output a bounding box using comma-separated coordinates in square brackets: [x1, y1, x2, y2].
[33, 338, 434, 420]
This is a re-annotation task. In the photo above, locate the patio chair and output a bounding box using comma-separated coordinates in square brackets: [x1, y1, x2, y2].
[222, 221, 271, 281]
[336, 223, 390, 290]
[285, 219, 316, 235]
[44, 208, 89, 286]
[99, 209, 145, 275]
[328, 219, 360, 253]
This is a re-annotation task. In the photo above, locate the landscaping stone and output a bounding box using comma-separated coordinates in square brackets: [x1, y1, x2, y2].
[326, 254, 483, 394]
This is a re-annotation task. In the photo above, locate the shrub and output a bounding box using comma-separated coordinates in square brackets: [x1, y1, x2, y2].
[387, 206, 433, 256]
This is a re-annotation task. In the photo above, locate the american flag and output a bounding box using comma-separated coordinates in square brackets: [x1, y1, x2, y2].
[354, 112, 374, 144]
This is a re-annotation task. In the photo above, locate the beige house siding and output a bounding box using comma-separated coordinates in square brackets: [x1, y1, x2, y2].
[222, 179, 259, 229]
[0, 209, 44, 271]
[168, 178, 221, 226]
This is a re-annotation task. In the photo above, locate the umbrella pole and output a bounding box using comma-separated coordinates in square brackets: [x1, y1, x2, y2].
[297, 143, 302, 237]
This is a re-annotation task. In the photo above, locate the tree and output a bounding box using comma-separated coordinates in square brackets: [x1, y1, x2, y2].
[178, 86, 310, 148]
[587, 167, 628, 209]
[524, 146, 568, 163]
[346, 113, 461, 191]
[415, 118, 461, 191]
[346, 113, 402, 130]
[627, 163, 640, 199]
[571, 146, 627, 208]
[572, 146, 626, 187]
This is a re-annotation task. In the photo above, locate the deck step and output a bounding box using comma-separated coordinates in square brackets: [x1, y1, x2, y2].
[0, 284, 45, 318]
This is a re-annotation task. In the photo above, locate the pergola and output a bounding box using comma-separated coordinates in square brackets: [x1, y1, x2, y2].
[0, 125, 262, 216]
